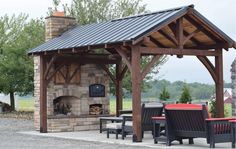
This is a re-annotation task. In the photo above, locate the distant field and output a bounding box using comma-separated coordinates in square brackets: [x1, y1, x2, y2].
[17, 98, 233, 117]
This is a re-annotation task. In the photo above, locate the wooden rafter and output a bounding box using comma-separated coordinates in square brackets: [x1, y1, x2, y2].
[197, 56, 217, 83]
[140, 47, 219, 56]
[141, 55, 162, 80]
[149, 36, 167, 48]
[115, 47, 132, 71]
[185, 15, 221, 43]
[159, 29, 178, 46]
[100, 64, 116, 84]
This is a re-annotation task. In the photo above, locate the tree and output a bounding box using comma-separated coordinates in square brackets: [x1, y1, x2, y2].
[62, 0, 147, 25]
[0, 14, 45, 110]
[179, 84, 192, 103]
[159, 86, 170, 101]
[51, 0, 168, 95]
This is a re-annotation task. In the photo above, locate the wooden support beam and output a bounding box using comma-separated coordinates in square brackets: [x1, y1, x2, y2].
[68, 65, 80, 83]
[176, 18, 184, 49]
[169, 22, 201, 46]
[115, 47, 132, 72]
[197, 56, 217, 83]
[183, 30, 201, 46]
[141, 55, 162, 80]
[176, 18, 184, 58]
[215, 49, 224, 117]
[120, 65, 128, 80]
[183, 29, 200, 45]
[159, 29, 178, 46]
[140, 47, 219, 56]
[44, 56, 57, 79]
[116, 62, 123, 116]
[131, 46, 142, 142]
[100, 65, 116, 85]
[46, 63, 64, 82]
[186, 43, 229, 50]
[40, 55, 47, 133]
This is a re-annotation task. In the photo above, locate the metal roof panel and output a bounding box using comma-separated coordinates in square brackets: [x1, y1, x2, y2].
[29, 5, 189, 54]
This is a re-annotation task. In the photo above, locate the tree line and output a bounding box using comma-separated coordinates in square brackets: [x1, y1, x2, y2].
[141, 79, 232, 101]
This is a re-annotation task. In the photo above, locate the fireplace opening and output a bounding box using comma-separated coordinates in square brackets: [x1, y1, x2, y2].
[53, 96, 78, 116]
[89, 104, 103, 115]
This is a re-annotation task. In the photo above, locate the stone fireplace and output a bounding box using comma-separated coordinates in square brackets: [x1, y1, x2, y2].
[34, 61, 110, 132]
[33, 12, 110, 132]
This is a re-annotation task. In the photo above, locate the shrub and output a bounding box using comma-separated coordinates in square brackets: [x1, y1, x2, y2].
[159, 86, 170, 101]
[179, 84, 192, 103]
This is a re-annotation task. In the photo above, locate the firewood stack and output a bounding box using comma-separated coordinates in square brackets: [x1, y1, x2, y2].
[89, 105, 103, 115]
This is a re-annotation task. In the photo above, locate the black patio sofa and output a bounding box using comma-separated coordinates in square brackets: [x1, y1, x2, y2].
[121, 103, 163, 139]
[164, 104, 234, 148]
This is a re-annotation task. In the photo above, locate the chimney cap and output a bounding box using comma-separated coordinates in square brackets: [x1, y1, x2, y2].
[52, 11, 65, 17]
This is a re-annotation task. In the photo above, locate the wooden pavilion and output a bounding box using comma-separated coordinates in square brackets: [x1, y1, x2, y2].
[28, 5, 236, 142]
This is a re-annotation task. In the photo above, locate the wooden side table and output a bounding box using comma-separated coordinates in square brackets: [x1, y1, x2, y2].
[152, 116, 166, 144]
[229, 120, 236, 148]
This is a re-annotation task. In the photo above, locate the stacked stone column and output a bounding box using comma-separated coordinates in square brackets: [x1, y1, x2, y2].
[231, 58, 236, 116]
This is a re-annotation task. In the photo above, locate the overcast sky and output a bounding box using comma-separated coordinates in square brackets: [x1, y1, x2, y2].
[0, 0, 235, 84]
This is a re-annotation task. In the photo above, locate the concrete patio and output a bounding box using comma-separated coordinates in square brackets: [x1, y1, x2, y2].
[20, 130, 232, 148]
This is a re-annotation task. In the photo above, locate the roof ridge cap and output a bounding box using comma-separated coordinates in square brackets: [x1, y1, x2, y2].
[111, 4, 194, 22]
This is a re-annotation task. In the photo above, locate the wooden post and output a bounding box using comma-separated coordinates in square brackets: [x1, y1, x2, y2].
[40, 55, 47, 133]
[176, 17, 184, 58]
[116, 61, 123, 116]
[131, 46, 142, 142]
[215, 49, 224, 117]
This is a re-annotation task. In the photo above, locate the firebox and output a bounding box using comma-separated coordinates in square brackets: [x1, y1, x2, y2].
[89, 104, 103, 115]
[89, 84, 105, 97]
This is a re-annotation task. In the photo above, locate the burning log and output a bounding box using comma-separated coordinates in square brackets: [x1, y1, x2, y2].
[54, 101, 72, 115]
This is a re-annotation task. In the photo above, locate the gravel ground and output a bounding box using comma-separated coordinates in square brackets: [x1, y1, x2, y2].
[0, 118, 147, 149]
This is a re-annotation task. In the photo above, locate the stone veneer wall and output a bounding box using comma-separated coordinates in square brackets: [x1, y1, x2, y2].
[231, 58, 236, 116]
[34, 57, 110, 132]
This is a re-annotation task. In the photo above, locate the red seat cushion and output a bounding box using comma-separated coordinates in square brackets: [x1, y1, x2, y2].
[165, 104, 211, 118]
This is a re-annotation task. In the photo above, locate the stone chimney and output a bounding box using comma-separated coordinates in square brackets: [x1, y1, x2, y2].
[231, 58, 236, 116]
[45, 11, 76, 41]
[33, 12, 76, 130]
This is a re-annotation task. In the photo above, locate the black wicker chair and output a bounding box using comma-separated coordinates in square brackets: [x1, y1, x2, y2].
[121, 103, 163, 139]
[165, 104, 234, 148]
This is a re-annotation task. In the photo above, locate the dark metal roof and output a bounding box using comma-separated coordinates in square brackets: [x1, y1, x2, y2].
[28, 5, 192, 54]
[28, 5, 236, 54]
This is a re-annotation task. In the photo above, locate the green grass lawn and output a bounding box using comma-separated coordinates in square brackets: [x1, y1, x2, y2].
[18, 99, 34, 111]
[110, 99, 132, 114]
